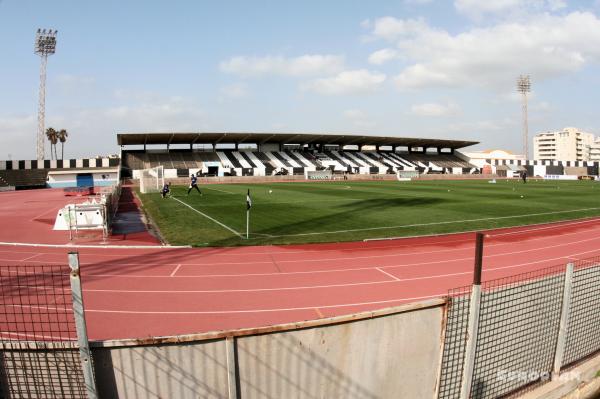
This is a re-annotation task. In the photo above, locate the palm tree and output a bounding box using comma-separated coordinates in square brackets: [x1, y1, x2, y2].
[57, 129, 68, 160]
[45, 128, 58, 160]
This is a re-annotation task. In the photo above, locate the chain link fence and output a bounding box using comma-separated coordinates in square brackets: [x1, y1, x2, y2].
[0, 264, 88, 398]
[438, 257, 600, 399]
[562, 256, 600, 368]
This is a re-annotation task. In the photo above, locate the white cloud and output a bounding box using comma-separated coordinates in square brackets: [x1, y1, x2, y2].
[368, 48, 400, 65]
[0, 115, 36, 159]
[370, 17, 430, 41]
[343, 109, 367, 119]
[410, 102, 460, 117]
[372, 12, 600, 90]
[405, 0, 433, 4]
[0, 93, 213, 159]
[302, 70, 386, 95]
[455, 0, 566, 20]
[218, 83, 248, 101]
[219, 54, 345, 77]
[343, 109, 376, 129]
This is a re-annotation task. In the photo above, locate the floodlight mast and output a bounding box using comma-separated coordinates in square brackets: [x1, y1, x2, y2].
[517, 75, 531, 159]
[34, 29, 57, 162]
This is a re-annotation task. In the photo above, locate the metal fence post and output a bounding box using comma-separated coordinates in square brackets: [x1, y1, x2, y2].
[552, 262, 574, 380]
[68, 252, 98, 399]
[226, 336, 239, 399]
[460, 232, 485, 399]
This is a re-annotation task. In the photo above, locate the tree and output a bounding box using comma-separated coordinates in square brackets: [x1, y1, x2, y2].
[57, 129, 68, 160]
[45, 127, 58, 160]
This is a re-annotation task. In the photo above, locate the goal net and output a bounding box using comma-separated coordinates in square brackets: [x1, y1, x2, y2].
[396, 170, 420, 181]
[305, 169, 333, 180]
[139, 165, 164, 193]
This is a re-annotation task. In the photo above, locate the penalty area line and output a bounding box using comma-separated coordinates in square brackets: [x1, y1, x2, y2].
[171, 197, 243, 238]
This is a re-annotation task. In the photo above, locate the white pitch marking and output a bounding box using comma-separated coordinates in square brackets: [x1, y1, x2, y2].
[263, 207, 600, 238]
[170, 264, 182, 277]
[171, 197, 243, 238]
[0, 242, 191, 249]
[203, 187, 236, 195]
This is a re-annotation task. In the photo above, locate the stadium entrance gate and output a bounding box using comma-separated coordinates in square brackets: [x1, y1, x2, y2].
[76, 173, 93, 188]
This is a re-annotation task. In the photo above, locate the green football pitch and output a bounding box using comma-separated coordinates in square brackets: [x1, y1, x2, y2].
[137, 179, 600, 247]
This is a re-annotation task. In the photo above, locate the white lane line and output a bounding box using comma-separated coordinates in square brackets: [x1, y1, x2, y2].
[364, 216, 600, 242]
[70, 234, 600, 280]
[1, 215, 597, 256]
[376, 267, 400, 281]
[30, 206, 62, 222]
[264, 207, 600, 238]
[84, 294, 444, 314]
[170, 264, 182, 277]
[486, 217, 600, 237]
[0, 331, 73, 341]
[20, 254, 41, 261]
[78, 248, 600, 295]
[76, 249, 598, 294]
[0, 242, 191, 249]
[171, 197, 243, 238]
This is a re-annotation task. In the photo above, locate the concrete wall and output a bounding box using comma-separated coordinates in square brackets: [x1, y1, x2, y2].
[90, 300, 445, 399]
[236, 306, 443, 399]
[93, 340, 230, 398]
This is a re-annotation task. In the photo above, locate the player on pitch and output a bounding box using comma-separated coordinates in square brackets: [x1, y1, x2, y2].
[187, 174, 202, 195]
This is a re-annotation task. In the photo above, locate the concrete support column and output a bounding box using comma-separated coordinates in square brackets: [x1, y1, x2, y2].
[553, 263, 575, 380]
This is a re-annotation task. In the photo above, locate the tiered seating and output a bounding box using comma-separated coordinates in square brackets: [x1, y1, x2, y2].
[286, 151, 319, 169]
[377, 152, 418, 170]
[400, 153, 474, 169]
[124, 152, 147, 170]
[0, 170, 47, 188]
[119, 149, 477, 176]
[252, 152, 276, 174]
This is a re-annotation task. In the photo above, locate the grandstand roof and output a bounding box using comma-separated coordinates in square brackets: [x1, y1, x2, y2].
[117, 132, 478, 149]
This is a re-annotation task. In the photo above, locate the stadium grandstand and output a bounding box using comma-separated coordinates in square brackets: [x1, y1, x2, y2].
[118, 132, 480, 180]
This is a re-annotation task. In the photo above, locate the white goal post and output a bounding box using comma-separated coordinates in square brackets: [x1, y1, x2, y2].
[305, 169, 333, 180]
[139, 165, 164, 193]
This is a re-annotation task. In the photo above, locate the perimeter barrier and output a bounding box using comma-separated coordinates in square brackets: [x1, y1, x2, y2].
[1, 249, 600, 398]
[0, 255, 96, 398]
[437, 254, 600, 399]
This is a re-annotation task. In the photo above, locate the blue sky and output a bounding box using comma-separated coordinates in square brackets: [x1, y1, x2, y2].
[1, 0, 600, 159]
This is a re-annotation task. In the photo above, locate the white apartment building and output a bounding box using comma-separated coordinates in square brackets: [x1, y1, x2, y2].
[533, 127, 595, 161]
[590, 138, 600, 161]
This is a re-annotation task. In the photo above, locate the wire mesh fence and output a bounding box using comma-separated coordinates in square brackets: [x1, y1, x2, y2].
[0, 264, 87, 398]
[437, 285, 472, 399]
[436, 258, 600, 399]
[470, 265, 566, 398]
[562, 256, 600, 368]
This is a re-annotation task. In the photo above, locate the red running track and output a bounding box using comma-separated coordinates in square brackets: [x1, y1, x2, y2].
[1, 189, 600, 340]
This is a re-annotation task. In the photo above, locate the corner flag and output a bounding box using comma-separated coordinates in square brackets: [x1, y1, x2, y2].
[246, 189, 252, 210]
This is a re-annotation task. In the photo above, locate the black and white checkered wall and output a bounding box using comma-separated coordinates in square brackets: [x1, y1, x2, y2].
[0, 158, 120, 171]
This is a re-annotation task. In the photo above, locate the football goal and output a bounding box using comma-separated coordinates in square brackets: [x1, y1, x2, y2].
[139, 165, 164, 193]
